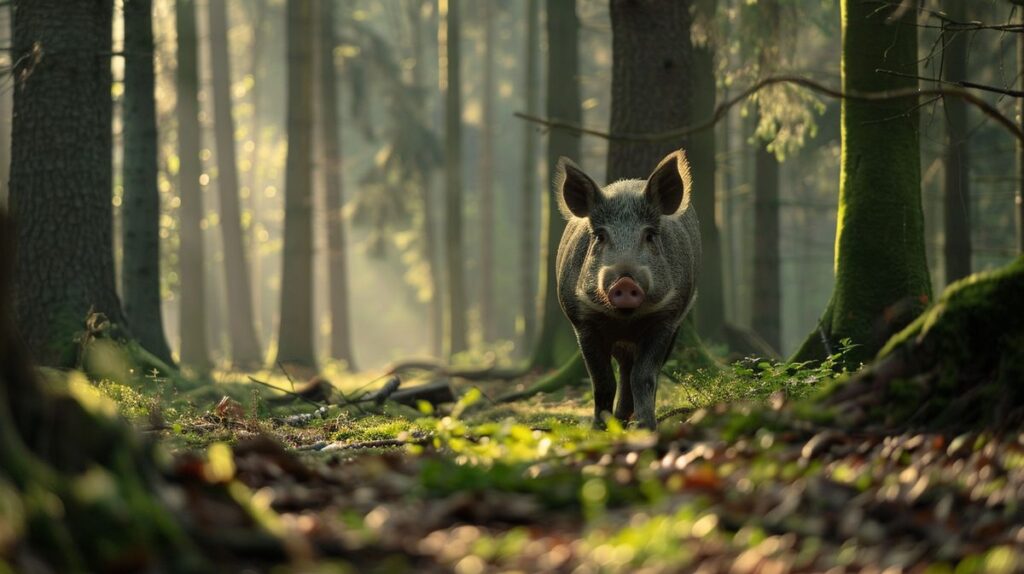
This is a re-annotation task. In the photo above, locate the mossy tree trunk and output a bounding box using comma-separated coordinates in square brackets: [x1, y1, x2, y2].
[122, 0, 175, 367]
[277, 0, 317, 369]
[827, 256, 1024, 430]
[9, 0, 126, 366]
[175, 0, 212, 371]
[208, 0, 264, 368]
[531, 0, 582, 371]
[792, 0, 930, 366]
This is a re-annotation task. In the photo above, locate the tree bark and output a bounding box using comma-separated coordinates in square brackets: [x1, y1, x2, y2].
[519, 0, 540, 353]
[942, 0, 971, 284]
[1017, 10, 1023, 254]
[692, 44, 726, 341]
[121, 0, 174, 366]
[277, 0, 317, 369]
[208, 0, 264, 368]
[0, 5, 10, 209]
[319, 0, 357, 369]
[478, 0, 496, 343]
[792, 0, 930, 366]
[531, 0, 582, 370]
[606, 0, 692, 182]
[441, 0, 468, 357]
[9, 0, 125, 366]
[175, 0, 212, 371]
[752, 137, 781, 353]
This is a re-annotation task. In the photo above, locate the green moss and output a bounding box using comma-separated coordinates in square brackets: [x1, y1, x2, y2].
[825, 257, 1024, 428]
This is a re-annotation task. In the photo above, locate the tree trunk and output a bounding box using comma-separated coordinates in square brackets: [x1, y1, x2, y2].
[441, 0, 468, 357]
[9, 0, 125, 366]
[519, 0, 540, 353]
[792, 0, 930, 366]
[531, 0, 581, 370]
[207, 0, 264, 368]
[605, 0, 711, 368]
[606, 1, 692, 181]
[752, 138, 781, 353]
[942, 0, 971, 284]
[478, 0, 496, 343]
[0, 5, 10, 209]
[277, 0, 317, 369]
[175, 0, 212, 371]
[319, 0, 357, 369]
[408, 0, 444, 358]
[691, 44, 726, 342]
[1017, 10, 1023, 254]
[121, 0, 174, 366]
[0, 210, 210, 573]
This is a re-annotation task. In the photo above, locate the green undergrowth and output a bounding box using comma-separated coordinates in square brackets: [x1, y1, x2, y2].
[42, 335, 1024, 572]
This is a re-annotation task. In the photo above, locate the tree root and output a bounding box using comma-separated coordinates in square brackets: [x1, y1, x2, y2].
[497, 353, 587, 403]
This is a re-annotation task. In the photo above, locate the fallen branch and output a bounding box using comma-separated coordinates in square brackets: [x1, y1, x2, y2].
[382, 357, 533, 381]
[514, 75, 1024, 144]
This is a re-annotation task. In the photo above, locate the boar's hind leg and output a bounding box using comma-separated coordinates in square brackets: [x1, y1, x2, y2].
[631, 328, 677, 429]
[579, 335, 616, 429]
[613, 356, 634, 423]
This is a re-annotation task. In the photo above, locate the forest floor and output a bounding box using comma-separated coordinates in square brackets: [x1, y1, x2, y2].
[84, 352, 1024, 573]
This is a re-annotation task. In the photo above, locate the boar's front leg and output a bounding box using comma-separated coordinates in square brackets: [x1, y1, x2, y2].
[577, 331, 616, 429]
[613, 355, 634, 424]
[630, 327, 678, 430]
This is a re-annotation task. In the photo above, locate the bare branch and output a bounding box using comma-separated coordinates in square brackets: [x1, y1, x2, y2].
[877, 69, 1024, 98]
[514, 75, 1024, 145]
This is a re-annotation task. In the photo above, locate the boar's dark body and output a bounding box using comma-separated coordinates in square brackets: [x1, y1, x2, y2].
[554, 150, 701, 429]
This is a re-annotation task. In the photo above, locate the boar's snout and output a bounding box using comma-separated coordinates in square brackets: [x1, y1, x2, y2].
[607, 276, 645, 309]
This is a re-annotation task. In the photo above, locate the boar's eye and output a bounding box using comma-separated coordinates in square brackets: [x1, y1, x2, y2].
[593, 228, 608, 243]
[643, 229, 657, 243]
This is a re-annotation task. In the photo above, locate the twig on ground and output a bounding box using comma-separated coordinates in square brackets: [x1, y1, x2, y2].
[247, 376, 326, 409]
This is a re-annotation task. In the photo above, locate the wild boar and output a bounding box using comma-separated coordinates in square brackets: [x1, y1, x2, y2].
[555, 150, 701, 429]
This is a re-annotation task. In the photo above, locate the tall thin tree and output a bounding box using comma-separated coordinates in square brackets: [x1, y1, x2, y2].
[792, 0, 930, 366]
[752, 138, 781, 352]
[122, 0, 174, 365]
[691, 43, 726, 341]
[440, 0, 467, 356]
[519, 0, 541, 351]
[319, 0, 357, 368]
[207, 0, 264, 367]
[942, 1, 971, 283]
[277, 0, 317, 368]
[175, 0, 212, 370]
[532, 0, 582, 370]
[408, 0, 444, 357]
[478, 0, 496, 342]
[9, 0, 123, 365]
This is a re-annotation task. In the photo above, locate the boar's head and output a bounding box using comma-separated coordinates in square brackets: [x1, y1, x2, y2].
[556, 150, 692, 318]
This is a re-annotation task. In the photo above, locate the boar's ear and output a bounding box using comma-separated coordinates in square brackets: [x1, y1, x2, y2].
[555, 157, 602, 219]
[644, 149, 692, 215]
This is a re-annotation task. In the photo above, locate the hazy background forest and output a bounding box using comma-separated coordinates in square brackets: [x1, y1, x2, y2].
[4, 0, 1024, 571]
[1, 0, 1018, 371]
